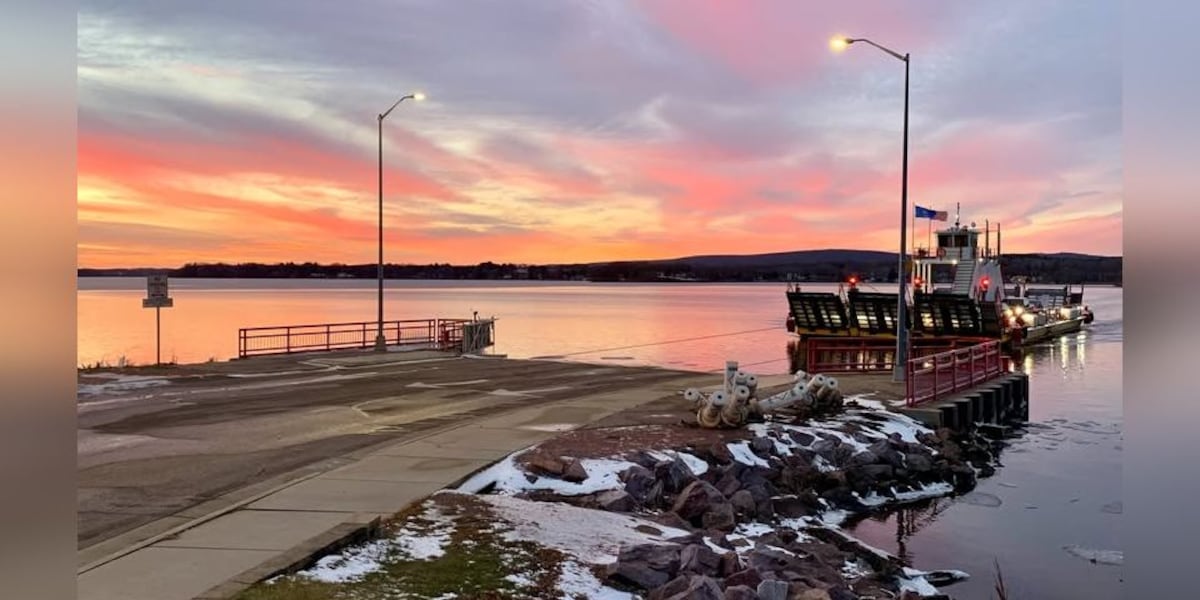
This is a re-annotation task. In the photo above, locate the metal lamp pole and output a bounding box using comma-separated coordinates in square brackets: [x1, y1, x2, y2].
[833, 36, 910, 381]
[375, 91, 424, 351]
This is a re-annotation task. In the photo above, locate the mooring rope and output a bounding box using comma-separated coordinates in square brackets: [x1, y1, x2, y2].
[554, 326, 781, 357]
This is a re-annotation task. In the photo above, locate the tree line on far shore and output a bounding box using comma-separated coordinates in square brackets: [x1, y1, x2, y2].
[78, 251, 1122, 285]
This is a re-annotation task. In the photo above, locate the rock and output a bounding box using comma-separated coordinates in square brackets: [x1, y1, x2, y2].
[562, 458, 589, 483]
[940, 440, 963, 462]
[847, 450, 878, 468]
[754, 498, 776, 520]
[730, 490, 757, 517]
[647, 575, 690, 600]
[527, 455, 565, 476]
[858, 464, 895, 481]
[868, 440, 906, 469]
[718, 546, 741, 576]
[709, 441, 735, 464]
[701, 501, 736, 532]
[977, 463, 996, 478]
[789, 431, 816, 446]
[651, 511, 694, 533]
[646, 480, 665, 508]
[747, 546, 803, 574]
[757, 580, 790, 600]
[608, 561, 671, 590]
[819, 486, 867, 512]
[597, 490, 635, 512]
[724, 584, 757, 600]
[672, 481, 727, 523]
[716, 467, 744, 497]
[665, 575, 723, 600]
[724, 567, 763, 589]
[827, 587, 860, 600]
[678, 543, 722, 575]
[623, 464, 657, 503]
[663, 457, 697, 493]
[751, 436, 774, 455]
[774, 494, 818, 518]
[904, 452, 931, 474]
[795, 588, 832, 600]
[778, 529, 799, 545]
[811, 437, 840, 457]
[617, 543, 681, 574]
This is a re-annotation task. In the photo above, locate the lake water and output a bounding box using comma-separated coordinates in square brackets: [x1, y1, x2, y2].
[77, 278, 1122, 597]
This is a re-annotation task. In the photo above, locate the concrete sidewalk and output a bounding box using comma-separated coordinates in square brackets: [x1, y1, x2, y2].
[77, 372, 709, 600]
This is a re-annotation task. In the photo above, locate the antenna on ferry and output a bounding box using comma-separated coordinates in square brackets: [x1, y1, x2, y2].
[955, 202, 960, 227]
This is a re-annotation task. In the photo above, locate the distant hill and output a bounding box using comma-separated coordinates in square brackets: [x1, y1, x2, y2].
[77, 249, 1121, 284]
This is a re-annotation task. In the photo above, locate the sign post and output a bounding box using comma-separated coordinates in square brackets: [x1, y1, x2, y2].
[143, 275, 174, 365]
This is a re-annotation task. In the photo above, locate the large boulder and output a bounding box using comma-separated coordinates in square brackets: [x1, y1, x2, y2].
[658, 457, 697, 493]
[527, 455, 565, 477]
[664, 575, 723, 600]
[904, 452, 933, 474]
[647, 575, 690, 600]
[750, 436, 774, 455]
[622, 464, 658, 503]
[757, 580, 790, 600]
[729, 490, 756, 518]
[596, 490, 635, 512]
[701, 501, 736, 532]
[724, 585, 757, 600]
[724, 567, 763, 589]
[671, 481, 727, 524]
[678, 543, 722, 576]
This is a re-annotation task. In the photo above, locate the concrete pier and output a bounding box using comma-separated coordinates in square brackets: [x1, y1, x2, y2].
[899, 372, 1031, 431]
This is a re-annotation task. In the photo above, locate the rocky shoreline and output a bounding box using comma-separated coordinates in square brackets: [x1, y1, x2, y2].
[456, 393, 1006, 599]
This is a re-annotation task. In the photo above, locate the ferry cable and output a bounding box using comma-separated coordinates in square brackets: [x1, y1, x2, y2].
[554, 326, 781, 357]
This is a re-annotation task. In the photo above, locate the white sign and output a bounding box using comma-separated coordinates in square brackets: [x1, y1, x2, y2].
[144, 275, 173, 308]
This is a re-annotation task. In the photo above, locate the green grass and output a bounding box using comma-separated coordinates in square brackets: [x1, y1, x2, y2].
[237, 494, 571, 600]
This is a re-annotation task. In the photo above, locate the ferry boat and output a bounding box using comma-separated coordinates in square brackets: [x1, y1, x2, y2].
[784, 213, 1094, 352]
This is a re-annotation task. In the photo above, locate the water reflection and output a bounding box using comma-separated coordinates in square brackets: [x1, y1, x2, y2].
[845, 498, 955, 567]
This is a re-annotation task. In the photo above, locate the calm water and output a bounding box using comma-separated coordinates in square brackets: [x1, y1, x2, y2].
[77, 278, 1122, 598]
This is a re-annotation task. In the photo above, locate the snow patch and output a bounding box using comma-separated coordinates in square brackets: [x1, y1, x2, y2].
[299, 538, 391, 583]
[475, 492, 688, 565]
[646, 450, 710, 475]
[727, 441, 770, 467]
[898, 575, 941, 596]
[557, 560, 634, 599]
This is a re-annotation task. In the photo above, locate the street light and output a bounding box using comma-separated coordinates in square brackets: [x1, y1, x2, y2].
[831, 35, 911, 382]
[375, 91, 425, 351]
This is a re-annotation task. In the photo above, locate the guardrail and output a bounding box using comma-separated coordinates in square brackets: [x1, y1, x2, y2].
[905, 340, 1008, 406]
[237, 318, 494, 358]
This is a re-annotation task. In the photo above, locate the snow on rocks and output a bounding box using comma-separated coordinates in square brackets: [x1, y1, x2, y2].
[456, 451, 638, 496]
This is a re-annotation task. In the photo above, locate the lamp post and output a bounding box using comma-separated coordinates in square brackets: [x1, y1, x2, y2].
[831, 36, 910, 381]
[375, 91, 425, 352]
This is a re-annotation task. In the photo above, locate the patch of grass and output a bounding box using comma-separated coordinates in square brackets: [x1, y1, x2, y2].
[237, 493, 569, 600]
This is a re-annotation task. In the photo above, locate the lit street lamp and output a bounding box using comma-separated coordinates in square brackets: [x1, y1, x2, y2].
[375, 91, 425, 352]
[831, 35, 911, 382]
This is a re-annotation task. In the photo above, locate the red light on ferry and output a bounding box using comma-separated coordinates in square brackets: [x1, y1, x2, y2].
[848, 276, 858, 286]
[980, 276, 990, 290]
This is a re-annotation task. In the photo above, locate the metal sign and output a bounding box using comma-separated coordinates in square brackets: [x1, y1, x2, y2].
[144, 275, 173, 365]
[144, 275, 173, 308]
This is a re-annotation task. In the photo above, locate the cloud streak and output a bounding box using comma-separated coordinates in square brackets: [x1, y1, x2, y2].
[77, 0, 1122, 267]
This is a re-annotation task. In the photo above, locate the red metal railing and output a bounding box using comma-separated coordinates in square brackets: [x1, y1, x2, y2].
[238, 319, 466, 358]
[905, 340, 1009, 406]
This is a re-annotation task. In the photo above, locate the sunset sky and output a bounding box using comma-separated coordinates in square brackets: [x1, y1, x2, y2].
[77, 0, 1121, 268]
